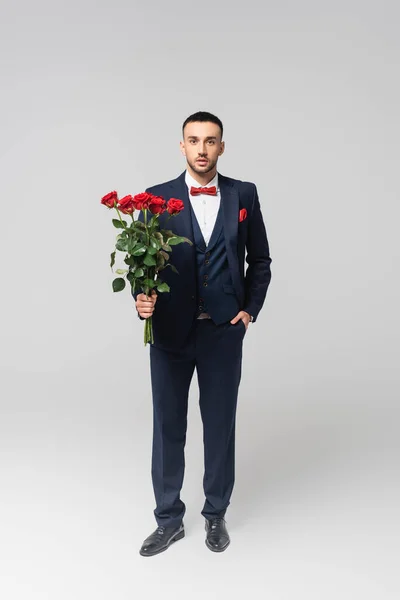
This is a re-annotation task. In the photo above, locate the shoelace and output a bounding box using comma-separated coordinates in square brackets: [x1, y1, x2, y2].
[209, 517, 225, 530]
[154, 526, 166, 539]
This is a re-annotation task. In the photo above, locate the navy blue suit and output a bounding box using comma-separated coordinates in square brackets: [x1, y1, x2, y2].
[133, 170, 271, 527]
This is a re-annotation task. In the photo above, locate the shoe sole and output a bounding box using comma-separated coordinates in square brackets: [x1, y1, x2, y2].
[205, 538, 230, 552]
[139, 529, 185, 557]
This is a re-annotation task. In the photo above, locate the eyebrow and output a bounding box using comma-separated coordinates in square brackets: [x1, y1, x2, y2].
[187, 136, 217, 140]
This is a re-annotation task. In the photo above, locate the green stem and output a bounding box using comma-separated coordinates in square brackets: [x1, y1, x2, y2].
[114, 203, 126, 228]
[144, 315, 153, 346]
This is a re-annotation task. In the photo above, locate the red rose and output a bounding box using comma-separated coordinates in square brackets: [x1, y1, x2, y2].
[118, 194, 135, 214]
[167, 197, 184, 215]
[132, 192, 153, 210]
[101, 190, 118, 208]
[148, 195, 166, 215]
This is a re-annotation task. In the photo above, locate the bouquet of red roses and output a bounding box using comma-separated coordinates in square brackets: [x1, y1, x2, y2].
[101, 190, 192, 345]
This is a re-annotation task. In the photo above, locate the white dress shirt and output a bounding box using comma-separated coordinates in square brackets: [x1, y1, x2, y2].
[185, 170, 220, 246]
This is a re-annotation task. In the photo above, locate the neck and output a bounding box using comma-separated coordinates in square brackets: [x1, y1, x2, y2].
[187, 164, 217, 186]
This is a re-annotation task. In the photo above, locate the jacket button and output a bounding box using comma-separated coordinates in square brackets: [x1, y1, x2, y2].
[205, 260, 209, 264]
[203, 282, 208, 287]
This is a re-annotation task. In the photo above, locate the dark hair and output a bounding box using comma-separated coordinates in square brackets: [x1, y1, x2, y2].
[182, 111, 223, 139]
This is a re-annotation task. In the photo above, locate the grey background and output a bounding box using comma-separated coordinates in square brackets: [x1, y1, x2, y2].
[1, 0, 399, 598]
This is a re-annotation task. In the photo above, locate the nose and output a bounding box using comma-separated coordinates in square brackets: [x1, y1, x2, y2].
[198, 141, 207, 155]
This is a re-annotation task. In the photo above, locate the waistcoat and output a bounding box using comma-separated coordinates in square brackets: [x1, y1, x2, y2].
[189, 200, 240, 325]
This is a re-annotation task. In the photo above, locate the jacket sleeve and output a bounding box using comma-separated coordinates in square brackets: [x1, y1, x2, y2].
[242, 184, 272, 323]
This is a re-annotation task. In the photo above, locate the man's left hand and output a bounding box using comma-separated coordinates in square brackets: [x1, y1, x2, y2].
[230, 311, 251, 331]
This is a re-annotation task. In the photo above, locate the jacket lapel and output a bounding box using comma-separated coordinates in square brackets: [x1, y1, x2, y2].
[165, 171, 194, 242]
[218, 173, 239, 252]
[189, 200, 207, 251]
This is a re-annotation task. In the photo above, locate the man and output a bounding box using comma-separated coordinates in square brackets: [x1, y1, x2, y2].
[132, 111, 272, 556]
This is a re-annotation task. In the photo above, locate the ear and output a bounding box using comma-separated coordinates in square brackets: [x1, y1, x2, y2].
[219, 141, 225, 156]
[179, 140, 186, 156]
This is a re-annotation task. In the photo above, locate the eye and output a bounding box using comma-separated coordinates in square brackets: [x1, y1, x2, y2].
[208, 140, 215, 145]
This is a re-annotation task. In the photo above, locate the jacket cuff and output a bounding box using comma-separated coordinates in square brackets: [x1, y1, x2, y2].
[243, 306, 258, 323]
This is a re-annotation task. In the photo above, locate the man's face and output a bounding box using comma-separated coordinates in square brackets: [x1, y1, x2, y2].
[180, 121, 225, 176]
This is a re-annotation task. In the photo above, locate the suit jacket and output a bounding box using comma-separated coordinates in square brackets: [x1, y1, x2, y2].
[133, 170, 272, 348]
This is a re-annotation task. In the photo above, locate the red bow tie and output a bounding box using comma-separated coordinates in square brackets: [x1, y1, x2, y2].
[190, 185, 217, 196]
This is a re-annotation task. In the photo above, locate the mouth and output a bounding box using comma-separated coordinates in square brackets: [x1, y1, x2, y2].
[196, 159, 208, 165]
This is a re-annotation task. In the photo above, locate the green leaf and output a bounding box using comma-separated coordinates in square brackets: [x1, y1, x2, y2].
[166, 263, 179, 274]
[112, 218, 127, 229]
[143, 278, 156, 288]
[116, 239, 128, 252]
[161, 244, 172, 252]
[115, 268, 128, 274]
[153, 231, 164, 244]
[110, 251, 116, 269]
[161, 229, 175, 238]
[150, 236, 161, 250]
[133, 221, 146, 230]
[156, 254, 165, 268]
[160, 250, 169, 261]
[112, 277, 126, 292]
[134, 267, 144, 277]
[148, 214, 158, 228]
[147, 246, 158, 255]
[127, 238, 138, 254]
[136, 230, 147, 242]
[143, 253, 156, 266]
[156, 282, 170, 293]
[124, 255, 136, 266]
[168, 236, 186, 245]
[131, 244, 147, 256]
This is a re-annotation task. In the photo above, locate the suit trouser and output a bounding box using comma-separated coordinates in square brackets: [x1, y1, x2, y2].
[148, 317, 246, 528]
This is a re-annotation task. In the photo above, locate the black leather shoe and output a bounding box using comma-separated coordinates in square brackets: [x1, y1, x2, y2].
[139, 523, 185, 557]
[205, 517, 230, 552]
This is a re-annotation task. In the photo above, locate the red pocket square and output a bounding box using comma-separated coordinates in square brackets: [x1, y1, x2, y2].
[239, 208, 247, 222]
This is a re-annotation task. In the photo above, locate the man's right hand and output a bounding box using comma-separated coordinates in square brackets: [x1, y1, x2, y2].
[136, 291, 158, 319]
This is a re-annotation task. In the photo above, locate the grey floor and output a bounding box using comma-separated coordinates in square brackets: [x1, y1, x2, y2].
[1, 344, 398, 600]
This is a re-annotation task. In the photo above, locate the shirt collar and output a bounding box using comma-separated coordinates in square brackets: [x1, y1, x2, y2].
[185, 169, 219, 191]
